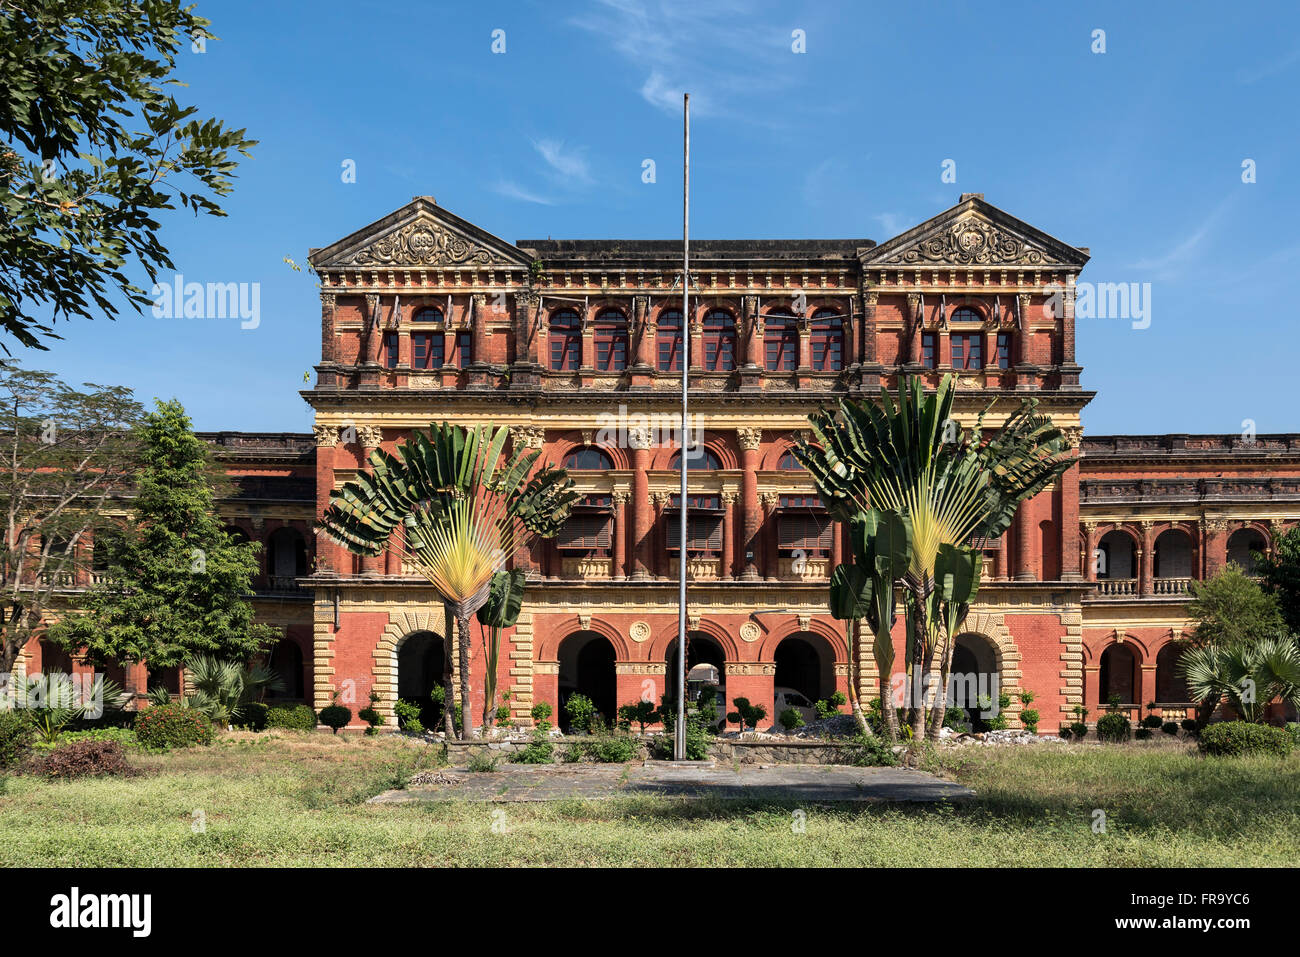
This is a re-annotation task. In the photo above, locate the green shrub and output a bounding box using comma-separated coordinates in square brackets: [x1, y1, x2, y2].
[25, 740, 136, 779]
[0, 710, 34, 768]
[560, 743, 583, 763]
[730, 697, 767, 732]
[35, 727, 139, 751]
[512, 728, 554, 764]
[778, 707, 804, 731]
[1286, 722, 1300, 745]
[531, 701, 552, 730]
[1181, 717, 1199, 733]
[847, 732, 899, 767]
[1162, 721, 1180, 736]
[1135, 727, 1153, 740]
[134, 703, 214, 750]
[266, 704, 316, 730]
[318, 704, 351, 734]
[1198, 721, 1294, 758]
[1058, 726, 1072, 740]
[238, 701, 269, 731]
[1069, 721, 1088, 740]
[466, 751, 498, 772]
[563, 693, 597, 734]
[1019, 709, 1040, 734]
[815, 691, 847, 721]
[943, 707, 968, 731]
[1141, 715, 1163, 729]
[618, 700, 657, 734]
[593, 736, 637, 763]
[1095, 712, 1131, 743]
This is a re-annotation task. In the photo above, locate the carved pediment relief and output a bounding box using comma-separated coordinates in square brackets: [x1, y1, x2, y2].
[346, 217, 494, 267]
[863, 198, 1089, 270]
[310, 197, 531, 270]
[885, 216, 1049, 267]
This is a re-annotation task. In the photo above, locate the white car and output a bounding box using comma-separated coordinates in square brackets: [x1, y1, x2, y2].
[773, 687, 817, 727]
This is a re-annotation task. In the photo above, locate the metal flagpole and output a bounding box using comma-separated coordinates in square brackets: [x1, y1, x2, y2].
[675, 93, 690, 760]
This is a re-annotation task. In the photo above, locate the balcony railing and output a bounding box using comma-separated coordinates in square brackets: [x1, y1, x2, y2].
[1151, 577, 1192, 596]
[262, 575, 305, 594]
[1095, 578, 1137, 597]
[560, 556, 613, 580]
[777, 555, 830, 581]
[668, 556, 722, 581]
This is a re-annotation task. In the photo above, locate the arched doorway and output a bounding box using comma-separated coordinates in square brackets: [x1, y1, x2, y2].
[665, 633, 727, 720]
[397, 631, 446, 729]
[1226, 528, 1267, 574]
[1099, 642, 1138, 707]
[773, 633, 835, 706]
[1154, 643, 1189, 705]
[1096, 529, 1136, 580]
[1154, 529, 1193, 579]
[266, 638, 306, 701]
[557, 632, 617, 731]
[950, 633, 999, 731]
[266, 527, 307, 587]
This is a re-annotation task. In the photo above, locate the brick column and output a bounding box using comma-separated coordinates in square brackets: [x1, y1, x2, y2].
[689, 308, 703, 370]
[738, 427, 762, 579]
[630, 430, 652, 579]
[634, 297, 652, 366]
[859, 287, 880, 388]
[365, 294, 382, 364]
[996, 531, 1009, 580]
[1083, 522, 1099, 582]
[906, 294, 922, 365]
[580, 306, 594, 371]
[1139, 521, 1155, 596]
[745, 297, 762, 368]
[1014, 497, 1036, 580]
[318, 293, 338, 387]
[721, 488, 737, 580]
[357, 425, 384, 577]
[313, 427, 342, 576]
[612, 489, 629, 580]
[1203, 520, 1229, 578]
[761, 492, 780, 579]
[468, 293, 489, 388]
[1059, 430, 1083, 580]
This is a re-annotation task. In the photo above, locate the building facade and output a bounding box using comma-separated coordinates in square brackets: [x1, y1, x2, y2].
[27, 194, 1296, 733]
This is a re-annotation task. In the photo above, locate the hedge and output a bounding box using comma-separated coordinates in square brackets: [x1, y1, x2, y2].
[134, 703, 215, 750]
[266, 705, 317, 731]
[1198, 722, 1294, 758]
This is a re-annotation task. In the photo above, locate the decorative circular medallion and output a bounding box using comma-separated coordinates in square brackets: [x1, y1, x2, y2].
[739, 622, 761, 643]
[629, 621, 651, 644]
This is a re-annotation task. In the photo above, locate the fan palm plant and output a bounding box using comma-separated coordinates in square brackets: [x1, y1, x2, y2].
[795, 374, 1074, 743]
[319, 423, 577, 739]
[1179, 633, 1300, 724]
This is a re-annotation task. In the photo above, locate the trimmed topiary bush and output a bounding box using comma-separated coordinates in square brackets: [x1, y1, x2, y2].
[778, 707, 804, 731]
[1069, 721, 1088, 740]
[1058, 726, 1072, 740]
[0, 710, 34, 769]
[1162, 721, 1180, 736]
[25, 740, 136, 779]
[1181, 718, 1199, 733]
[1198, 721, 1294, 758]
[1095, 712, 1131, 743]
[1141, 715, 1163, 729]
[134, 703, 214, 750]
[318, 704, 351, 734]
[1019, 709, 1040, 734]
[1134, 727, 1153, 740]
[266, 704, 317, 730]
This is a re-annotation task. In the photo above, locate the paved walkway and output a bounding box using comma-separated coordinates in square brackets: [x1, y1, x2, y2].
[370, 761, 974, 804]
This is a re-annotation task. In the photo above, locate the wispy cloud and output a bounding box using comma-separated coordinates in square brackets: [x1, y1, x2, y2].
[1129, 195, 1235, 280]
[570, 0, 805, 122]
[491, 180, 556, 206]
[532, 138, 592, 185]
[1237, 42, 1300, 84]
[873, 213, 909, 237]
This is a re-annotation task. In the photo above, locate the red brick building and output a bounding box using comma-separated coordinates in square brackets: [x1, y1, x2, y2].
[27, 194, 1296, 733]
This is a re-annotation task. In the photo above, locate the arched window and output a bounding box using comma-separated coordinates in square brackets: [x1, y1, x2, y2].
[669, 447, 722, 471]
[702, 310, 736, 371]
[810, 309, 843, 371]
[764, 310, 797, 371]
[549, 309, 581, 371]
[593, 309, 628, 371]
[412, 307, 444, 325]
[657, 310, 683, 371]
[950, 306, 982, 324]
[778, 448, 802, 470]
[1227, 528, 1267, 574]
[562, 447, 614, 470]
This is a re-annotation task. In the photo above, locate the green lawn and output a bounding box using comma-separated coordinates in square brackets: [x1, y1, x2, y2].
[1, 733, 1296, 866]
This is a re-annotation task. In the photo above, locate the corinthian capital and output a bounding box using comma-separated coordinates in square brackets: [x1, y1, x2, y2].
[736, 427, 763, 452]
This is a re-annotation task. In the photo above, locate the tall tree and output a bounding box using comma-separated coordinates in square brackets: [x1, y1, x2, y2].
[0, 0, 255, 349]
[320, 423, 577, 739]
[796, 375, 1074, 749]
[1255, 526, 1300, 636]
[0, 360, 141, 673]
[1185, 564, 1283, 649]
[49, 398, 277, 668]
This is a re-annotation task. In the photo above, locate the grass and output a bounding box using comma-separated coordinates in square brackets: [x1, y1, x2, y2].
[0, 732, 1296, 866]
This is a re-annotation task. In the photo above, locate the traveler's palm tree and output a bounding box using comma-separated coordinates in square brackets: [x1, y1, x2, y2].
[795, 374, 1074, 741]
[319, 423, 577, 738]
[1179, 634, 1300, 723]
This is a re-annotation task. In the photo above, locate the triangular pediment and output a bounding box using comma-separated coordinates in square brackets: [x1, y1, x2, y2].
[309, 197, 532, 270]
[863, 196, 1089, 269]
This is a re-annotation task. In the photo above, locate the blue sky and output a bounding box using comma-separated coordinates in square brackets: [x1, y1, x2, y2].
[33, 0, 1300, 435]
